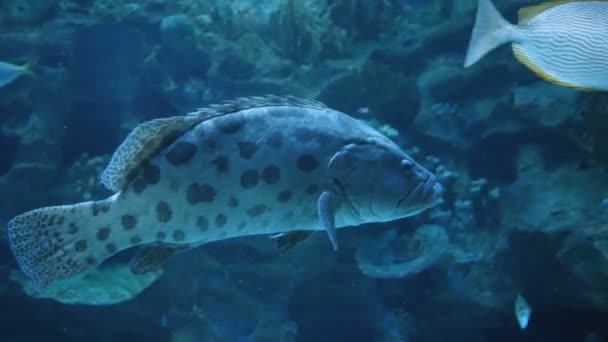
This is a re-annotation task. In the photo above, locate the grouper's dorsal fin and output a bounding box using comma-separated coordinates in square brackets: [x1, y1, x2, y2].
[101, 115, 202, 192]
[518, 1, 602, 24]
[102, 95, 325, 192]
[187, 95, 328, 120]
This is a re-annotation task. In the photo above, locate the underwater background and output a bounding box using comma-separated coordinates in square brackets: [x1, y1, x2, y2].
[1, 0, 608, 341]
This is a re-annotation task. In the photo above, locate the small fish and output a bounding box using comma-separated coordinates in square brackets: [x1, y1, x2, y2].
[514, 293, 532, 330]
[7, 96, 443, 290]
[0, 60, 33, 88]
[464, 0, 608, 91]
[356, 107, 370, 115]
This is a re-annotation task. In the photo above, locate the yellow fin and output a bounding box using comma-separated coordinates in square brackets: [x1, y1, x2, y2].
[518, 0, 607, 24]
[512, 45, 595, 91]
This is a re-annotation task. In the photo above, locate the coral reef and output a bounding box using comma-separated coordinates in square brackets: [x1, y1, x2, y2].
[10, 264, 163, 305]
[0, 0, 59, 26]
[356, 225, 449, 279]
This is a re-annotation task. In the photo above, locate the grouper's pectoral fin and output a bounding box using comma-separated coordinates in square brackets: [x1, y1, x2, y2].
[270, 230, 314, 254]
[129, 242, 191, 274]
[318, 190, 340, 251]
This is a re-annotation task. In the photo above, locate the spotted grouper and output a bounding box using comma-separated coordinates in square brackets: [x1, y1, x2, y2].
[8, 96, 443, 290]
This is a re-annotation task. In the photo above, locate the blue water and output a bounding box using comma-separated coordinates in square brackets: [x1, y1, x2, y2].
[1, 0, 608, 341]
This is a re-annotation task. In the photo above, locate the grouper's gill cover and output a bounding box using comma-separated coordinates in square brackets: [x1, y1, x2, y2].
[7, 95, 443, 290]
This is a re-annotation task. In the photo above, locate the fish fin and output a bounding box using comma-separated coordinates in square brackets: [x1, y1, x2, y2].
[318, 190, 340, 251]
[514, 293, 532, 330]
[464, 0, 512, 67]
[188, 95, 327, 119]
[518, 1, 597, 24]
[7, 198, 118, 291]
[101, 115, 201, 192]
[129, 242, 191, 274]
[511, 45, 594, 91]
[270, 230, 314, 254]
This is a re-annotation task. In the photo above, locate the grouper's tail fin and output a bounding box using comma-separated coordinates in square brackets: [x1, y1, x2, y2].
[464, 0, 513, 67]
[8, 197, 118, 291]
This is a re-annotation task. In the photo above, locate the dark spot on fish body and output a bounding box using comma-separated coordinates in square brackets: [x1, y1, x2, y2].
[187, 183, 200, 205]
[156, 201, 173, 222]
[97, 226, 111, 241]
[277, 191, 292, 203]
[186, 183, 217, 204]
[196, 216, 209, 231]
[297, 154, 319, 172]
[306, 184, 320, 195]
[92, 201, 111, 216]
[240, 169, 259, 189]
[173, 229, 186, 242]
[237, 141, 257, 159]
[130, 235, 142, 245]
[228, 196, 239, 208]
[157, 231, 167, 240]
[212, 156, 229, 174]
[199, 184, 217, 202]
[132, 177, 147, 194]
[266, 132, 283, 148]
[86, 256, 97, 266]
[204, 139, 220, 150]
[247, 204, 268, 217]
[121, 215, 137, 230]
[68, 223, 79, 235]
[215, 213, 227, 228]
[166, 141, 197, 165]
[74, 240, 87, 253]
[262, 165, 281, 184]
[143, 164, 161, 185]
[237, 221, 246, 231]
[132, 163, 161, 194]
[216, 117, 246, 134]
[49, 214, 64, 226]
[106, 243, 117, 254]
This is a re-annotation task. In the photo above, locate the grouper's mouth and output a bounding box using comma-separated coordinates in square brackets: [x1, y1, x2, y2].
[396, 174, 443, 210]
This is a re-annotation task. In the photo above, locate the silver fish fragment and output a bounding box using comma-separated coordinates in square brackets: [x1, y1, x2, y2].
[7, 95, 443, 290]
[0, 60, 32, 88]
[515, 293, 532, 330]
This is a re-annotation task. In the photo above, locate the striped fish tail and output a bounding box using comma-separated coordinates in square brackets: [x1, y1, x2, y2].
[464, 0, 514, 67]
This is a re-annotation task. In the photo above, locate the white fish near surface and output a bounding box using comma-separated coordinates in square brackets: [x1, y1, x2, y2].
[514, 293, 532, 330]
[0, 60, 32, 88]
[464, 0, 608, 91]
[7, 96, 443, 290]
